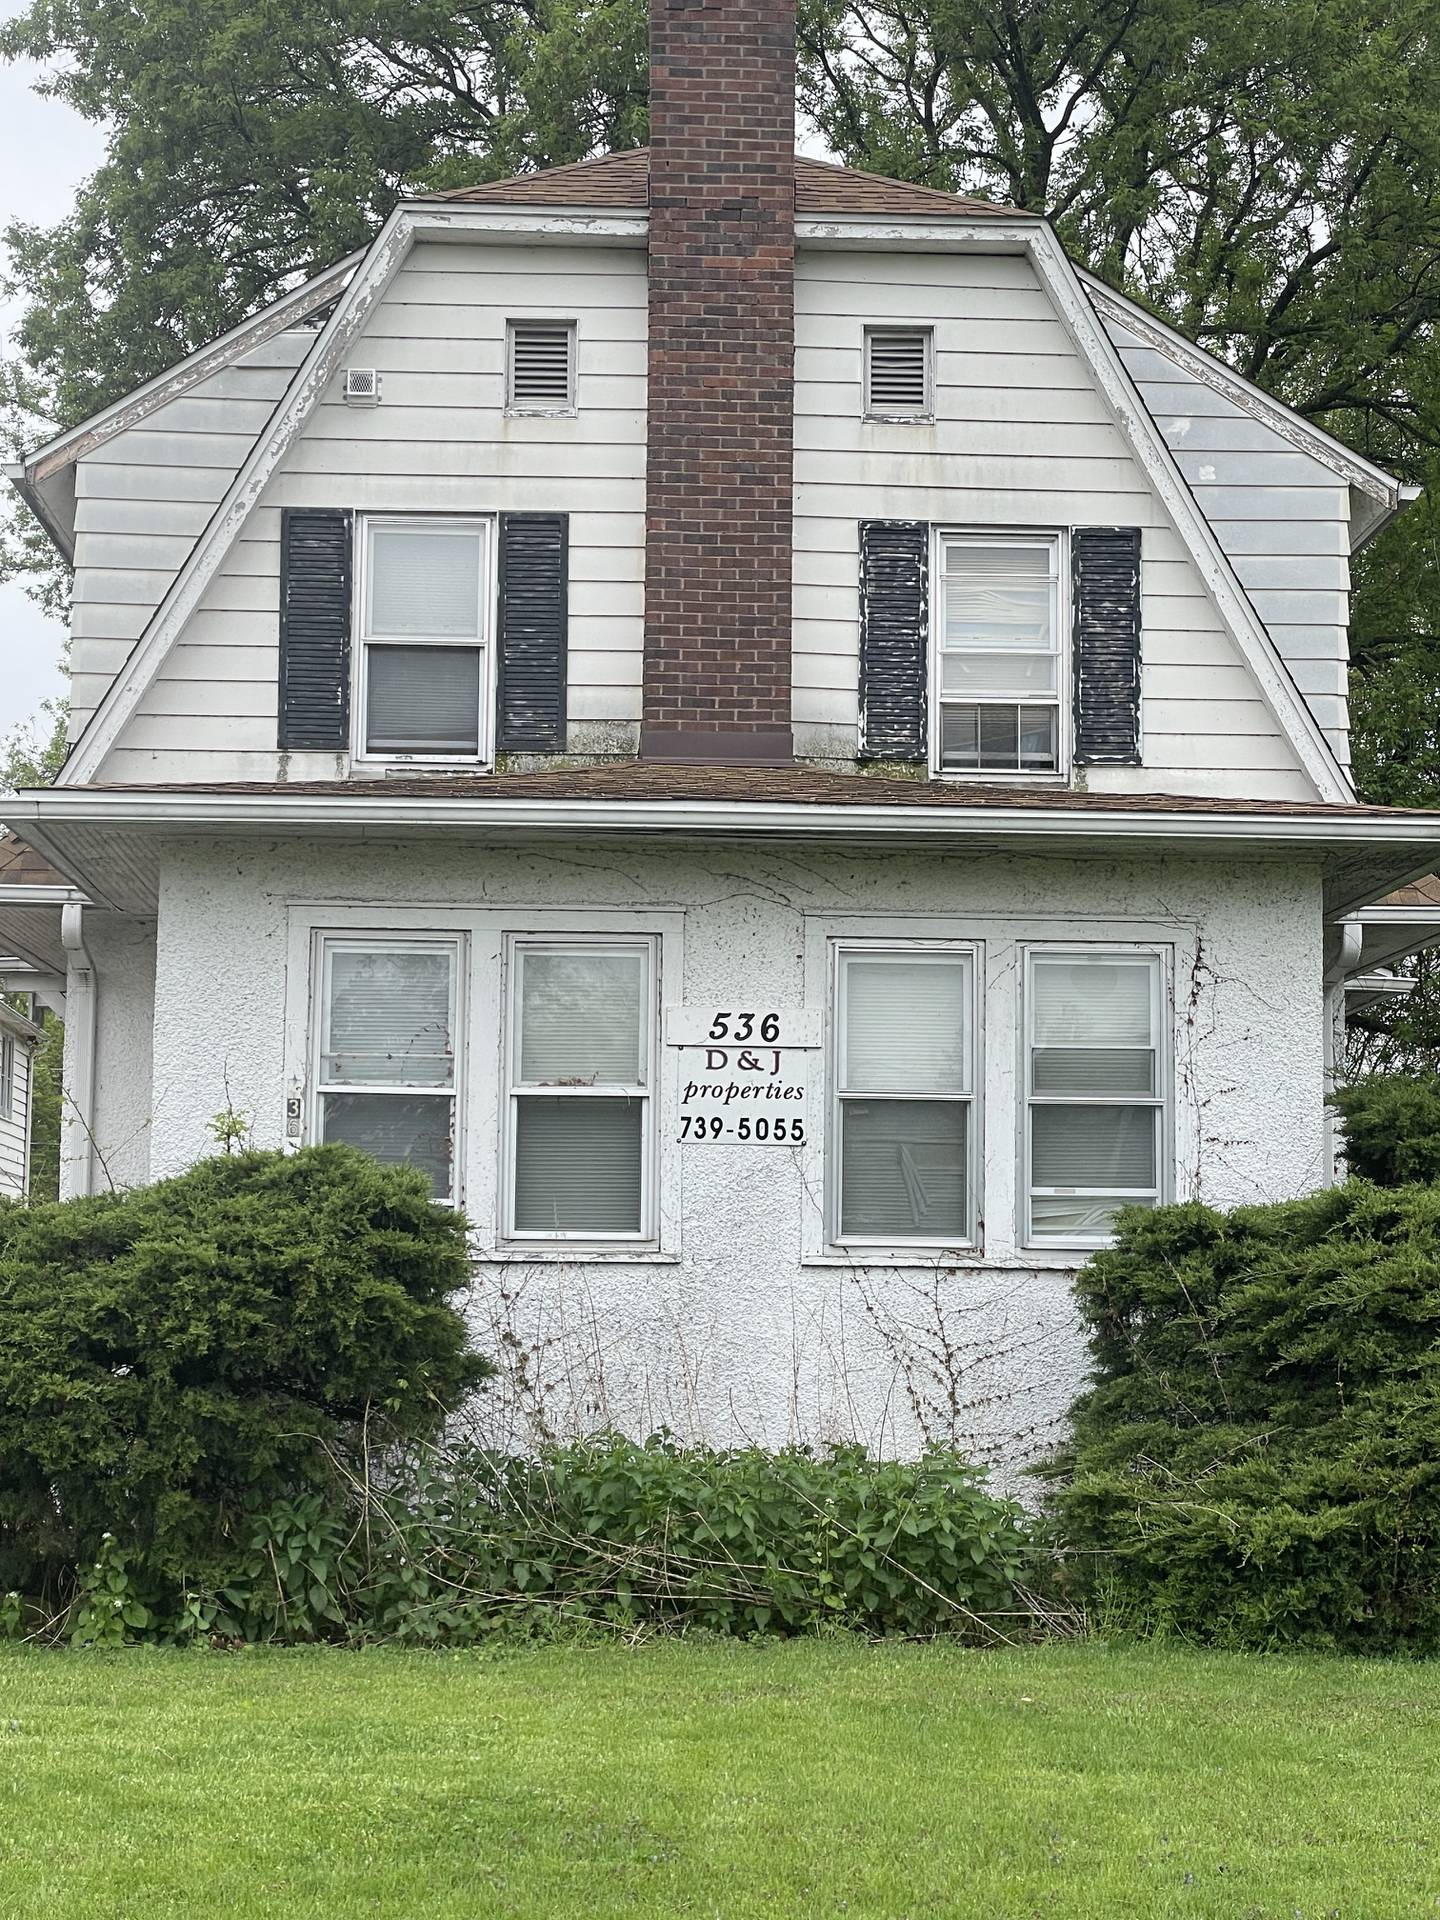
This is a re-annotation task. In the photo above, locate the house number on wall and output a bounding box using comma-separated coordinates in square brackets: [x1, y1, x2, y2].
[667, 1009, 817, 1144]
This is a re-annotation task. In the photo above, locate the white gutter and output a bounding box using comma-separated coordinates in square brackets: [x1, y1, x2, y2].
[10, 785, 1440, 848]
[59, 902, 96, 1199]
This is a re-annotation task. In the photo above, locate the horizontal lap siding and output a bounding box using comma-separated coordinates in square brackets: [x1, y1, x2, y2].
[70, 329, 309, 738]
[793, 251, 1309, 798]
[1103, 318, 1352, 766]
[111, 242, 647, 780]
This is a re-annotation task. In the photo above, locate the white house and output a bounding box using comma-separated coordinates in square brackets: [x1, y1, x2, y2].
[5, 0, 1440, 1465]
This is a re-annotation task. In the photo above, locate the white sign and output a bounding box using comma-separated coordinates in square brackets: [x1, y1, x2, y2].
[670, 1009, 814, 1145]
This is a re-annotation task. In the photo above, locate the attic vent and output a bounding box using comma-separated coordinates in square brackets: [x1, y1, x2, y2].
[865, 329, 932, 420]
[343, 367, 381, 406]
[507, 320, 576, 411]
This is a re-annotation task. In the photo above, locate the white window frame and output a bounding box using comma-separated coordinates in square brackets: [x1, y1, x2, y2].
[1021, 943, 1171, 1251]
[930, 529, 1069, 783]
[827, 939, 981, 1253]
[0, 1033, 13, 1123]
[863, 326, 934, 422]
[352, 514, 495, 769]
[309, 931, 466, 1205]
[501, 933, 660, 1247]
[505, 318, 578, 415]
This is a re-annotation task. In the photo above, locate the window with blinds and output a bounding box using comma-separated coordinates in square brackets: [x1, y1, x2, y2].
[832, 946, 976, 1246]
[314, 936, 461, 1200]
[1024, 949, 1166, 1244]
[864, 328, 932, 419]
[506, 940, 655, 1240]
[359, 518, 489, 760]
[937, 534, 1063, 776]
[506, 320, 576, 411]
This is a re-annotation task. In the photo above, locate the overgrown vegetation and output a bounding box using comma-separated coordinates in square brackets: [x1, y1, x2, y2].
[1043, 1182, 1440, 1653]
[1330, 1072, 1440, 1184]
[0, 1144, 486, 1615]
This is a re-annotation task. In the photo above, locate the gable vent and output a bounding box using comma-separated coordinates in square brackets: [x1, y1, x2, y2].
[342, 367, 381, 406]
[507, 320, 576, 411]
[865, 329, 932, 419]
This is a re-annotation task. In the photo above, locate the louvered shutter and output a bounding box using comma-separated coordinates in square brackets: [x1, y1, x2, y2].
[278, 508, 352, 750]
[497, 514, 568, 752]
[1072, 526, 1142, 764]
[859, 521, 929, 761]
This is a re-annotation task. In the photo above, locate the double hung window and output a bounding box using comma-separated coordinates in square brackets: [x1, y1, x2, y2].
[359, 518, 490, 762]
[832, 947, 976, 1246]
[506, 940, 655, 1240]
[936, 535, 1062, 776]
[1024, 949, 1166, 1244]
[314, 936, 461, 1200]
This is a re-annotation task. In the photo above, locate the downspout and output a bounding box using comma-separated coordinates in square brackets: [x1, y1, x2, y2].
[1323, 918, 1364, 1184]
[60, 903, 97, 1198]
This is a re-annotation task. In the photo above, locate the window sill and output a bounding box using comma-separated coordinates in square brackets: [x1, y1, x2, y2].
[928, 770, 1071, 786]
[802, 1245, 1090, 1272]
[476, 1242, 680, 1266]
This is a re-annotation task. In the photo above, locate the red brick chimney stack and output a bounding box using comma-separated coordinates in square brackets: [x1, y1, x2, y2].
[640, 0, 796, 764]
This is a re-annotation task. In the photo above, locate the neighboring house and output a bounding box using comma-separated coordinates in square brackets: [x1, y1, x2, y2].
[6, 0, 1440, 1462]
[0, 994, 41, 1200]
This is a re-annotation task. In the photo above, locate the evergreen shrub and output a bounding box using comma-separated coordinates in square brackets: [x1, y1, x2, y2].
[0, 1145, 486, 1603]
[1330, 1072, 1440, 1185]
[1045, 1183, 1440, 1652]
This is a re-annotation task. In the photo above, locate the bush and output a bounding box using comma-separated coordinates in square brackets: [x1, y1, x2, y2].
[1330, 1073, 1440, 1185]
[0, 1145, 488, 1605]
[1043, 1184, 1440, 1652]
[29, 1435, 1032, 1646]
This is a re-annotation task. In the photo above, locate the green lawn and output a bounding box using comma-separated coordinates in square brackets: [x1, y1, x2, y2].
[1, 1639, 1437, 1918]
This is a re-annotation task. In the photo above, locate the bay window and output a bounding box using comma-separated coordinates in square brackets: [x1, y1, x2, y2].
[936, 534, 1062, 776]
[506, 939, 655, 1240]
[832, 946, 976, 1246]
[1025, 949, 1166, 1245]
[358, 518, 490, 761]
[315, 936, 461, 1200]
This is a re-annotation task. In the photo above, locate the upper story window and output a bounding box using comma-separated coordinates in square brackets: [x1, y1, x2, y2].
[356, 517, 491, 764]
[936, 533, 1063, 778]
[506, 319, 577, 412]
[864, 328, 932, 420]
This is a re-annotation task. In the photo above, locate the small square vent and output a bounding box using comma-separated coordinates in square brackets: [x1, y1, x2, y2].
[343, 367, 382, 406]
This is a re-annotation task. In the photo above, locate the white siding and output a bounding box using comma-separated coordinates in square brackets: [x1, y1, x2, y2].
[0, 1035, 31, 1199]
[103, 241, 647, 784]
[793, 249, 1311, 799]
[69, 330, 312, 739]
[1101, 317, 1353, 766]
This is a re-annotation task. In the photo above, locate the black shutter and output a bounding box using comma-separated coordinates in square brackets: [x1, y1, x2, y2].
[1072, 526, 1142, 765]
[497, 513, 568, 752]
[859, 520, 928, 761]
[278, 508, 352, 750]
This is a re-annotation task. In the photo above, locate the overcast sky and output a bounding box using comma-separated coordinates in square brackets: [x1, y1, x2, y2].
[0, 58, 107, 741]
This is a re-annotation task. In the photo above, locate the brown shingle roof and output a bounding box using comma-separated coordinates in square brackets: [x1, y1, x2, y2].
[0, 829, 67, 887]
[426, 149, 1029, 221]
[85, 763, 1440, 820]
[1379, 874, 1440, 908]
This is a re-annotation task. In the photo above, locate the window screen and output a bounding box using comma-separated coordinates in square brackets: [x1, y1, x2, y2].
[865, 329, 932, 418]
[937, 537, 1061, 775]
[507, 320, 576, 410]
[508, 941, 654, 1238]
[1025, 950, 1165, 1243]
[361, 520, 487, 759]
[315, 938, 460, 1200]
[833, 949, 974, 1244]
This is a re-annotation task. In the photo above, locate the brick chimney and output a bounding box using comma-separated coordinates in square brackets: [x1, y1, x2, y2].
[641, 0, 796, 764]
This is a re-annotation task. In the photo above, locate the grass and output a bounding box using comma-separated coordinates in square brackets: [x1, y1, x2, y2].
[1, 1639, 1438, 1918]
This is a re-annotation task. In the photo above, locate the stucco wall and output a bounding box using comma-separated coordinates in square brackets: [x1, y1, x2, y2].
[62, 909, 157, 1196]
[143, 832, 1326, 1484]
